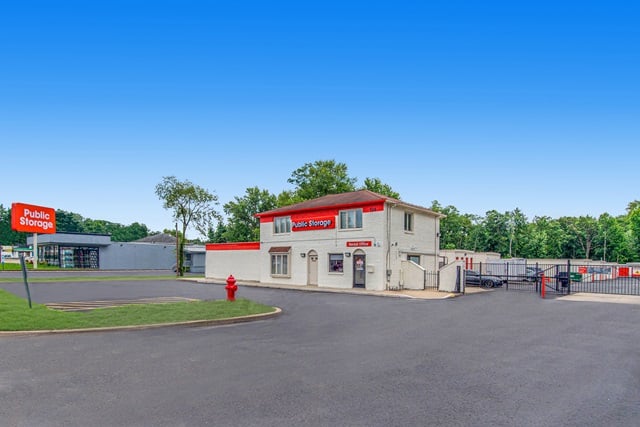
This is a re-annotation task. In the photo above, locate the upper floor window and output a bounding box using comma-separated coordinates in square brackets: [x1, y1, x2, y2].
[339, 209, 362, 229]
[404, 212, 413, 232]
[274, 217, 291, 234]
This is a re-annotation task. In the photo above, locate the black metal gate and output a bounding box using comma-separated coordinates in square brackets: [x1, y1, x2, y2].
[466, 261, 640, 297]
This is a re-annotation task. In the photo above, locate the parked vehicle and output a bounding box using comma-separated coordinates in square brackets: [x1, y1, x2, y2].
[523, 267, 544, 282]
[464, 270, 506, 288]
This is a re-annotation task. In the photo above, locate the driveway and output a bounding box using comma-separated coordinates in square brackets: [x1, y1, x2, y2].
[1, 278, 639, 426]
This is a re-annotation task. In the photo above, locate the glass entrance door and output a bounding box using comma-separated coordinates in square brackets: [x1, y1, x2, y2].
[353, 253, 366, 288]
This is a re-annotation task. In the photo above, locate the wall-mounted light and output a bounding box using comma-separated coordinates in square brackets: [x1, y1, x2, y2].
[344, 252, 351, 257]
[300, 253, 306, 258]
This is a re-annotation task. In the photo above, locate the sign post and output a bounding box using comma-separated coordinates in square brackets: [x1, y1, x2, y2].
[19, 253, 33, 308]
[33, 233, 38, 270]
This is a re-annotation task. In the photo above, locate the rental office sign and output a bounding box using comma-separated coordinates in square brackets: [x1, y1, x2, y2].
[11, 203, 56, 234]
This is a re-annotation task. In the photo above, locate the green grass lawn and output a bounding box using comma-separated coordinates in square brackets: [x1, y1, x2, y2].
[0, 289, 276, 331]
[1, 262, 63, 271]
[0, 275, 196, 283]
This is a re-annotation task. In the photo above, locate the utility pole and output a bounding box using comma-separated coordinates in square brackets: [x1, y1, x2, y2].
[176, 222, 180, 277]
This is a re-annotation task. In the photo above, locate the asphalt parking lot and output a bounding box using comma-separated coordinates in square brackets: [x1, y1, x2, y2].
[1, 275, 639, 426]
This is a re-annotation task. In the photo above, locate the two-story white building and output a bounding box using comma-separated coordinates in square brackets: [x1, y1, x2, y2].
[205, 190, 445, 291]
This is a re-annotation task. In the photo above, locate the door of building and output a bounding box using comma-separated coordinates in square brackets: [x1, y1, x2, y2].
[307, 250, 318, 286]
[353, 252, 366, 288]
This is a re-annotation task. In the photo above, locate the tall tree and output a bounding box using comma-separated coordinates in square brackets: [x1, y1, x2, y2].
[223, 187, 277, 242]
[479, 210, 510, 254]
[627, 207, 640, 260]
[592, 214, 627, 263]
[361, 177, 400, 199]
[55, 210, 85, 233]
[288, 160, 357, 200]
[155, 176, 220, 275]
[208, 223, 228, 243]
[506, 208, 529, 258]
[560, 216, 598, 259]
[430, 201, 475, 250]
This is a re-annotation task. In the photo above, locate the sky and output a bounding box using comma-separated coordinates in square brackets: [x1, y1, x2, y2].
[1, 1, 639, 238]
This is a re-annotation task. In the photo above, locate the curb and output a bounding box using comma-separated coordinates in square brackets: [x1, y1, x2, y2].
[0, 307, 282, 337]
[191, 278, 458, 300]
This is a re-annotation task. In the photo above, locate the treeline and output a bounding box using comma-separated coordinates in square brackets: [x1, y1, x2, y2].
[432, 202, 640, 263]
[0, 205, 151, 245]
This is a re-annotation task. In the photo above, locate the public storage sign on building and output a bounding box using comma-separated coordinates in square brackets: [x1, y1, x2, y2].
[11, 202, 56, 234]
[291, 215, 335, 232]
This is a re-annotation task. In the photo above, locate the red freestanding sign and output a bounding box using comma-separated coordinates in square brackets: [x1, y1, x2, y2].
[11, 203, 56, 234]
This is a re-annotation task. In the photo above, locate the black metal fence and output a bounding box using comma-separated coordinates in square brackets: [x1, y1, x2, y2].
[465, 262, 640, 296]
[425, 271, 439, 290]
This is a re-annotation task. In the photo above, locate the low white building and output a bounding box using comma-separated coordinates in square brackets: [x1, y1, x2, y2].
[439, 249, 501, 270]
[206, 190, 446, 291]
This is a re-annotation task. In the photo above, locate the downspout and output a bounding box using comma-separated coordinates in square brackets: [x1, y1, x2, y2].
[435, 217, 440, 271]
[386, 202, 395, 290]
[435, 217, 441, 288]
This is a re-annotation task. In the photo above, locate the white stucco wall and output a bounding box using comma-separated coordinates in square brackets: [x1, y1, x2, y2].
[205, 248, 261, 281]
[259, 209, 388, 290]
[400, 260, 426, 290]
[387, 205, 440, 290]
[439, 260, 464, 292]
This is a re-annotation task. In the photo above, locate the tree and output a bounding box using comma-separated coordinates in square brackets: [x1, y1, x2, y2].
[430, 201, 476, 250]
[506, 208, 528, 258]
[82, 219, 111, 234]
[288, 160, 357, 200]
[208, 223, 228, 243]
[627, 207, 640, 261]
[626, 200, 640, 213]
[0, 205, 26, 245]
[591, 214, 628, 263]
[275, 190, 304, 208]
[478, 210, 511, 254]
[111, 222, 150, 242]
[55, 210, 85, 233]
[518, 216, 566, 259]
[361, 177, 400, 199]
[155, 176, 220, 276]
[559, 216, 598, 259]
[223, 187, 277, 242]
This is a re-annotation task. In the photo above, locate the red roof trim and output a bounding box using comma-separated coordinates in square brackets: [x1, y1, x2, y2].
[206, 242, 260, 251]
[258, 200, 384, 223]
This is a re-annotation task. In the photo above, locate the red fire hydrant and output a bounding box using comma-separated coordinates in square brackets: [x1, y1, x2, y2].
[225, 275, 238, 302]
